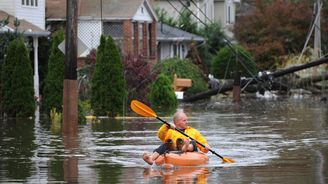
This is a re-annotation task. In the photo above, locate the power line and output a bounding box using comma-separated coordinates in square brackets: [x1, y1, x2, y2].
[173, 0, 259, 77]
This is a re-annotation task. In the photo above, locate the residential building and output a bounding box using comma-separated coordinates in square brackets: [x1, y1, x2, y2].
[0, 0, 50, 102]
[153, 0, 240, 38]
[46, 0, 158, 63]
[157, 22, 204, 60]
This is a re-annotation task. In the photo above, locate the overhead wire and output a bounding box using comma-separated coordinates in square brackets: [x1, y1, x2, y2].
[170, 0, 267, 93]
[175, 0, 259, 77]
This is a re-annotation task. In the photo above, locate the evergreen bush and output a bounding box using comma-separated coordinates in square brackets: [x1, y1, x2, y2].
[211, 45, 258, 79]
[91, 35, 126, 117]
[148, 74, 178, 114]
[42, 29, 65, 114]
[153, 58, 208, 95]
[0, 38, 35, 117]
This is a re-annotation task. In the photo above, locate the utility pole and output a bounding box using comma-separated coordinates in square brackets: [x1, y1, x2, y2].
[314, 0, 322, 58]
[62, 0, 78, 135]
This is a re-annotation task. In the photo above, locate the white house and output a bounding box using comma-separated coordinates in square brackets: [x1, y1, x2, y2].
[157, 23, 204, 60]
[0, 0, 50, 102]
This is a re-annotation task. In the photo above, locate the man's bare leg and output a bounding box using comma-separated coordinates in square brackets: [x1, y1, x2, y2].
[142, 152, 160, 165]
[181, 138, 194, 152]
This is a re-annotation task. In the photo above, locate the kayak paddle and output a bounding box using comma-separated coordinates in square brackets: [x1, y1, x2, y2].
[130, 100, 235, 163]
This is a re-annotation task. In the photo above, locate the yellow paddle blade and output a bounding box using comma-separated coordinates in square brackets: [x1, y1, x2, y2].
[222, 157, 235, 163]
[130, 100, 157, 118]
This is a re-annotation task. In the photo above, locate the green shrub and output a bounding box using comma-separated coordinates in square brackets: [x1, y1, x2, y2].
[153, 58, 208, 95]
[78, 100, 86, 124]
[211, 45, 258, 79]
[148, 74, 178, 114]
[91, 35, 127, 117]
[0, 38, 35, 117]
[42, 30, 65, 114]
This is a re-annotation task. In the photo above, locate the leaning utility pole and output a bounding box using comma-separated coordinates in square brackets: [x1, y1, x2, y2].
[314, 0, 322, 58]
[62, 0, 78, 135]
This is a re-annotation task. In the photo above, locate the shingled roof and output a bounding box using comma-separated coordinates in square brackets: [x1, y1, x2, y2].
[0, 11, 49, 37]
[46, 0, 157, 21]
[157, 23, 204, 42]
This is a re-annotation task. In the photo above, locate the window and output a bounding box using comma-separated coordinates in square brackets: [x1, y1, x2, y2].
[226, 5, 231, 24]
[22, 0, 38, 7]
[103, 22, 123, 38]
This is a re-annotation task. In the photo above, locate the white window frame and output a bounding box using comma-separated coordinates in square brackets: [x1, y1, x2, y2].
[22, 0, 38, 7]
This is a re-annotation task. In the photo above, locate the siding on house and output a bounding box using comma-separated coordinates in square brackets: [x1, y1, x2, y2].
[157, 23, 204, 60]
[16, 0, 46, 29]
[0, 1, 15, 15]
[0, 0, 45, 30]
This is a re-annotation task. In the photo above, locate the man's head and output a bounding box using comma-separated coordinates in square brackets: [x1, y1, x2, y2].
[173, 111, 188, 129]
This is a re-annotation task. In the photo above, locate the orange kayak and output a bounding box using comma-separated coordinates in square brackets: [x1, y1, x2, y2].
[154, 152, 209, 166]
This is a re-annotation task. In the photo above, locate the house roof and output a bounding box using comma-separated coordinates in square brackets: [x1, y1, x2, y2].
[46, 0, 157, 21]
[0, 10, 49, 37]
[157, 23, 204, 42]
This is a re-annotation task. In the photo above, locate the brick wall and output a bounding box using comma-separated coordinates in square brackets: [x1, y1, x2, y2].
[150, 22, 157, 59]
[133, 22, 139, 56]
[123, 20, 133, 55]
[142, 22, 149, 57]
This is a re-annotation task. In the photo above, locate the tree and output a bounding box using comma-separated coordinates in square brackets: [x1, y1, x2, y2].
[42, 29, 65, 114]
[91, 35, 127, 117]
[153, 58, 208, 95]
[123, 54, 155, 104]
[211, 45, 258, 79]
[177, 8, 199, 35]
[154, 7, 178, 27]
[1, 38, 35, 117]
[197, 22, 227, 71]
[234, 0, 314, 69]
[148, 74, 178, 114]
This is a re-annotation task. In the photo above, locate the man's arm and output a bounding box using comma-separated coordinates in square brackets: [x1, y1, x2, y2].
[157, 123, 175, 141]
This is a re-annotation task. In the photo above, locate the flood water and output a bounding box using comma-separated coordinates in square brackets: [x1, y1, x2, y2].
[0, 97, 327, 183]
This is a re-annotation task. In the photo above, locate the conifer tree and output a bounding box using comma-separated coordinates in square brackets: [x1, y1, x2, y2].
[1, 38, 35, 117]
[42, 30, 65, 114]
[148, 74, 178, 114]
[91, 35, 126, 117]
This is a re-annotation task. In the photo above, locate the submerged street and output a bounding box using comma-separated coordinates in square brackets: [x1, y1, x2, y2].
[0, 97, 327, 183]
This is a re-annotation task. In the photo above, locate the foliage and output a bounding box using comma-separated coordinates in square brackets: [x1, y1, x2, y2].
[78, 100, 86, 124]
[0, 17, 21, 115]
[316, 0, 328, 55]
[78, 49, 96, 100]
[177, 8, 199, 35]
[42, 29, 65, 115]
[154, 7, 177, 27]
[50, 108, 62, 134]
[279, 47, 326, 78]
[199, 22, 226, 55]
[123, 54, 155, 104]
[153, 58, 208, 95]
[197, 22, 227, 71]
[148, 74, 178, 114]
[0, 38, 35, 117]
[234, 0, 314, 69]
[211, 45, 258, 79]
[91, 35, 127, 117]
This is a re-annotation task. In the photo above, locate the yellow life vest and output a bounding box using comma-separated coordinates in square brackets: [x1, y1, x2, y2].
[157, 124, 209, 153]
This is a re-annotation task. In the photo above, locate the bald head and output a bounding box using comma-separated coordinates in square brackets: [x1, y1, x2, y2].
[173, 111, 188, 129]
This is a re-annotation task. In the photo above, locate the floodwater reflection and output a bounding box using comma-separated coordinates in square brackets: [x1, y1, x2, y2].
[0, 97, 327, 183]
[143, 167, 209, 184]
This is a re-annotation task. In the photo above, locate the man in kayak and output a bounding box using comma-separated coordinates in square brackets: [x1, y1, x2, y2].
[142, 111, 210, 165]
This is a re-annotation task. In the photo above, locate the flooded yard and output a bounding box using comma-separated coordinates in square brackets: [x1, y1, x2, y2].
[0, 97, 327, 183]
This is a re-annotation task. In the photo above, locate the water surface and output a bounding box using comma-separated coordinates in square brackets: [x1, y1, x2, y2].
[0, 97, 327, 183]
